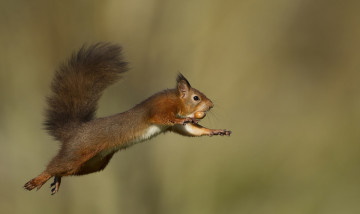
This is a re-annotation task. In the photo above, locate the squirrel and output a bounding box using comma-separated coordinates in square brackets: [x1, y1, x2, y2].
[24, 43, 231, 195]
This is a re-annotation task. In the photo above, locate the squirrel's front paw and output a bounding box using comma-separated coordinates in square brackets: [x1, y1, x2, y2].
[209, 129, 232, 136]
[182, 117, 199, 125]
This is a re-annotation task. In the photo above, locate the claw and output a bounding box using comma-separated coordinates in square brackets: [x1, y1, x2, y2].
[182, 117, 193, 125]
[50, 176, 61, 195]
[210, 129, 232, 136]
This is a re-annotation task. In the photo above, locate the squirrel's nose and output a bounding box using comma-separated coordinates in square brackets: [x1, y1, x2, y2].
[208, 101, 214, 109]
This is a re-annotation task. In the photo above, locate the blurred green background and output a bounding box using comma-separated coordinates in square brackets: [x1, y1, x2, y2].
[1, 0, 360, 213]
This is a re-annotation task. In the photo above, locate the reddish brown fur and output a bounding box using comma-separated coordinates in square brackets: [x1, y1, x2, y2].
[24, 43, 231, 195]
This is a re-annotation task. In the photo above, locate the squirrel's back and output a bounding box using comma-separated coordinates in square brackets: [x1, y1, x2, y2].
[44, 43, 128, 142]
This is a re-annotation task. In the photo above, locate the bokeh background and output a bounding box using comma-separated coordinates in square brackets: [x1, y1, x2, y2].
[1, 0, 360, 213]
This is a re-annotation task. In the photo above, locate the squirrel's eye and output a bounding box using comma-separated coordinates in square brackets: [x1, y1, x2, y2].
[193, 96, 200, 101]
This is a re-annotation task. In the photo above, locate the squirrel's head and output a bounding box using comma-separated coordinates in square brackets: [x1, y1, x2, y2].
[176, 73, 214, 119]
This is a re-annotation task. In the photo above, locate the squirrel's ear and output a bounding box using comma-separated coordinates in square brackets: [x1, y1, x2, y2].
[177, 73, 191, 98]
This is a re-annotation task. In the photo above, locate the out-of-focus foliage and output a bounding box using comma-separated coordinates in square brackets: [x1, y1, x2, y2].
[1, 0, 359, 213]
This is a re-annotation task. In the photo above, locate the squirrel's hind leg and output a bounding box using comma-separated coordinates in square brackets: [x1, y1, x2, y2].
[24, 172, 52, 191]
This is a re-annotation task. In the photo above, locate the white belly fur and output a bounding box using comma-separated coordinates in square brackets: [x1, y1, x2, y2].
[139, 125, 163, 141]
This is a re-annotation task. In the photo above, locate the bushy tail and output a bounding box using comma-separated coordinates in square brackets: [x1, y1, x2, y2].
[44, 43, 128, 142]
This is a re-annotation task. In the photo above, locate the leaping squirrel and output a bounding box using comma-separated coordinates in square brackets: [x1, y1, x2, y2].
[24, 43, 231, 195]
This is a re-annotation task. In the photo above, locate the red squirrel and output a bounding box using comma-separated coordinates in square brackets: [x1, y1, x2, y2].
[24, 43, 231, 195]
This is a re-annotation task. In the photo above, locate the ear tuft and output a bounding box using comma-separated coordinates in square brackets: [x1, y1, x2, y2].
[176, 73, 191, 98]
[176, 73, 191, 88]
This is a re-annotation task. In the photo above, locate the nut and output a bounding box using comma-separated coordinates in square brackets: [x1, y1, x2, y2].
[194, 111, 206, 119]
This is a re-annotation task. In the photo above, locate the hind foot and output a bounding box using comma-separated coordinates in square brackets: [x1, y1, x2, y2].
[24, 173, 52, 191]
[50, 176, 62, 195]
